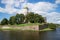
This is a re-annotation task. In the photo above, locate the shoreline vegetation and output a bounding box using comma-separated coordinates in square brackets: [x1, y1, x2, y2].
[0, 23, 55, 31]
[0, 27, 53, 32]
[0, 12, 57, 31]
[0, 23, 40, 31]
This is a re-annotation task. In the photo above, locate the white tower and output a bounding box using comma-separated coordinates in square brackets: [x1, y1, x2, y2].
[23, 6, 28, 15]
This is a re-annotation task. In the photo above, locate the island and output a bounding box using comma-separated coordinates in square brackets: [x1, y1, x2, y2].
[0, 7, 57, 31]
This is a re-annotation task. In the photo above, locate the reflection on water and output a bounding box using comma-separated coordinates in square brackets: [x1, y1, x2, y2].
[0, 31, 10, 40]
[0, 28, 60, 40]
[10, 31, 39, 40]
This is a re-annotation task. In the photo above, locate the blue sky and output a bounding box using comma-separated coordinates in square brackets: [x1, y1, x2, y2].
[0, 0, 60, 24]
[28, 0, 55, 3]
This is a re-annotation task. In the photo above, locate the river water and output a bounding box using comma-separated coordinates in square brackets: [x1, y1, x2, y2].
[0, 28, 60, 40]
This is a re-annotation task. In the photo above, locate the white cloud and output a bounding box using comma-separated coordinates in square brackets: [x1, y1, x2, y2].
[0, 0, 57, 14]
[0, 0, 60, 24]
[47, 12, 60, 24]
[1, 0, 26, 7]
[0, 0, 27, 14]
[26, 2, 60, 24]
[56, 0, 60, 4]
[16, 9, 28, 15]
[1, 0, 25, 4]
[27, 2, 57, 12]
[0, 7, 5, 13]
[1, 0, 14, 5]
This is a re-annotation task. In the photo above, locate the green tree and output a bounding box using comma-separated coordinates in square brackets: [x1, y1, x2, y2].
[26, 12, 34, 23]
[9, 16, 15, 25]
[26, 12, 45, 23]
[15, 14, 25, 24]
[15, 14, 20, 24]
[48, 23, 56, 30]
[38, 15, 45, 23]
[1, 18, 8, 25]
[19, 14, 25, 24]
[34, 14, 45, 23]
[34, 14, 40, 23]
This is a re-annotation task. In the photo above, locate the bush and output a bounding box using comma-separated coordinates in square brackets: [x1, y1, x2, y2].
[1, 18, 8, 25]
[48, 23, 56, 29]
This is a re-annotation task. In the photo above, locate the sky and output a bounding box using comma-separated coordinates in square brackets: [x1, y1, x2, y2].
[0, 0, 60, 24]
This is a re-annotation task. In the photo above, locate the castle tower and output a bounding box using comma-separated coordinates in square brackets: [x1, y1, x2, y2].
[23, 6, 29, 15]
[23, 7, 29, 23]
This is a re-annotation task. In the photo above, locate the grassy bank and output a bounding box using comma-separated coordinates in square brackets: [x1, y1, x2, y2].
[0, 23, 55, 31]
[0, 23, 40, 27]
[0, 27, 53, 31]
[40, 28, 53, 31]
[17, 23, 40, 27]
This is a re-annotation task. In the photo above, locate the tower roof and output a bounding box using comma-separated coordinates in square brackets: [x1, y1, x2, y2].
[24, 7, 28, 10]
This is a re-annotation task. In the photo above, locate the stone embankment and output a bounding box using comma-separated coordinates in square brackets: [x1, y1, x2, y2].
[0, 25, 39, 30]
[0, 24, 48, 31]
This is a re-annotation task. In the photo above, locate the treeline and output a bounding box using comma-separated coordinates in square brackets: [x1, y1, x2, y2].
[0, 12, 46, 25]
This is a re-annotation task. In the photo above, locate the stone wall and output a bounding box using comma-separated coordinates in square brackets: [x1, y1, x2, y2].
[19, 24, 48, 30]
[39, 24, 48, 30]
[0, 24, 48, 31]
[20, 25, 39, 30]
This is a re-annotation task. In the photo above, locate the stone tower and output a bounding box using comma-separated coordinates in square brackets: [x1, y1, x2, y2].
[23, 7, 28, 15]
[23, 7, 29, 23]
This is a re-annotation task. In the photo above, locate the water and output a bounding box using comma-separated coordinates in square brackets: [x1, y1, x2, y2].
[0, 28, 60, 40]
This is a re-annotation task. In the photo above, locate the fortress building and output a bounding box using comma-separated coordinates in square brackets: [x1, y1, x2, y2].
[20, 6, 29, 15]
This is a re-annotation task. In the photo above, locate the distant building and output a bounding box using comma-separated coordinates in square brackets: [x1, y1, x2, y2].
[23, 6, 29, 23]
[23, 7, 29, 15]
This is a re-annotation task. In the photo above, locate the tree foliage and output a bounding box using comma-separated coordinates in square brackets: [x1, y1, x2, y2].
[9, 16, 15, 25]
[1, 18, 8, 25]
[48, 23, 56, 29]
[0, 12, 46, 25]
[26, 12, 45, 23]
[26, 12, 34, 23]
[15, 14, 25, 24]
